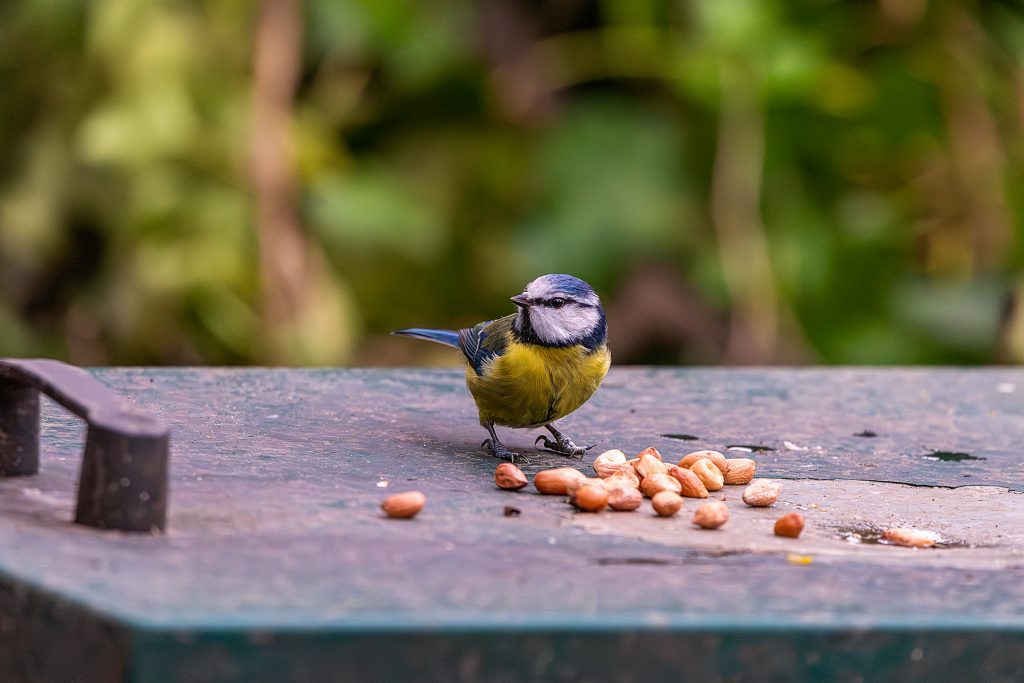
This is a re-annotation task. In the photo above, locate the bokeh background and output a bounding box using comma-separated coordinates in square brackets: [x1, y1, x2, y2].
[3, 0, 1024, 367]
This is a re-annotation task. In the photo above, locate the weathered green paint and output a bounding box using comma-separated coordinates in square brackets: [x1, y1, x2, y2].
[1, 367, 1023, 680]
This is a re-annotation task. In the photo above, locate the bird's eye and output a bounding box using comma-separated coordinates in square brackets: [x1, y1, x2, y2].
[549, 298, 566, 308]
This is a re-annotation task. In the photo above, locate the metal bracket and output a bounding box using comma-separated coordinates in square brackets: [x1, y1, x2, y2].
[0, 359, 168, 532]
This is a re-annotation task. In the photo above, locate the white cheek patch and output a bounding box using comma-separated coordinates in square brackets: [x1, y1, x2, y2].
[529, 305, 600, 345]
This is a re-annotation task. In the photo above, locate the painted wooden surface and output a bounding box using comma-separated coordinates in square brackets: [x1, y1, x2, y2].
[2, 367, 1023, 680]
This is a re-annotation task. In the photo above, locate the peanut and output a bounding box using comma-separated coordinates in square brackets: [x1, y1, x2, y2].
[494, 463, 528, 490]
[882, 527, 940, 548]
[607, 486, 643, 511]
[604, 469, 641, 490]
[381, 491, 426, 519]
[570, 483, 608, 512]
[635, 452, 668, 479]
[651, 491, 684, 517]
[774, 513, 805, 538]
[692, 501, 729, 529]
[640, 472, 683, 498]
[723, 458, 756, 485]
[534, 467, 587, 495]
[742, 479, 781, 507]
[678, 449, 728, 472]
[667, 466, 709, 498]
[592, 449, 629, 478]
[690, 458, 724, 492]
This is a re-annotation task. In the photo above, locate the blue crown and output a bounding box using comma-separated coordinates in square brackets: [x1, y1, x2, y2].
[542, 274, 595, 298]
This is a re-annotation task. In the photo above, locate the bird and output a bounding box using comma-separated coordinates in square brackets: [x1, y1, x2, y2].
[393, 273, 611, 461]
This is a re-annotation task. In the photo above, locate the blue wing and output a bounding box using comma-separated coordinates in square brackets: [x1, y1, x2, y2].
[392, 328, 461, 349]
[458, 315, 514, 376]
[395, 315, 515, 376]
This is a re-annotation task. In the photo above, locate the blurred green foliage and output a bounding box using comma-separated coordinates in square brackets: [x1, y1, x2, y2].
[2, 0, 1024, 366]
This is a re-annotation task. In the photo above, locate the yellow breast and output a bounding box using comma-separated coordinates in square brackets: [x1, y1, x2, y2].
[465, 340, 611, 428]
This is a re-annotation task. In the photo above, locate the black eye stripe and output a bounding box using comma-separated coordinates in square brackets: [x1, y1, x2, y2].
[532, 296, 597, 308]
[538, 299, 594, 308]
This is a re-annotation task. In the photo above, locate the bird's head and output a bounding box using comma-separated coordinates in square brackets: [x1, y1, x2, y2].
[511, 274, 606, 348]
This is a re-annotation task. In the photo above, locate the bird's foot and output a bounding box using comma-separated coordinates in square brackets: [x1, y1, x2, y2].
[534, 434, 593, 459]
[482, 438, 520, 463]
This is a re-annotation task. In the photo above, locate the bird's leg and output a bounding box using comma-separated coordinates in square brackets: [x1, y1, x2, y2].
[535, 423, 593, 458]
[481, 422, 519, 462]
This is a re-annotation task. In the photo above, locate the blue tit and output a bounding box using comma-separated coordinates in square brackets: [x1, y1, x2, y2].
[394, 273, 611, 461]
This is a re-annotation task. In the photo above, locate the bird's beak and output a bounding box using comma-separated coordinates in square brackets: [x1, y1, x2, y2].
[510, 294, 530, 308]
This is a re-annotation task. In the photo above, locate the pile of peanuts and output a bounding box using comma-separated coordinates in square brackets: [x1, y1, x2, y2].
[382, 448, 940, 548]
[495, 447, 804, 537]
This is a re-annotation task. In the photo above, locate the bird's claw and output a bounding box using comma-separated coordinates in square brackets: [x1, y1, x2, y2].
[534, 435, 593, 459]
[482, 438, 519, 463]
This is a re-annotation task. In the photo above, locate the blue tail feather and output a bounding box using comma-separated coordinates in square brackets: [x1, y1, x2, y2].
[392, 328, 461, 349]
